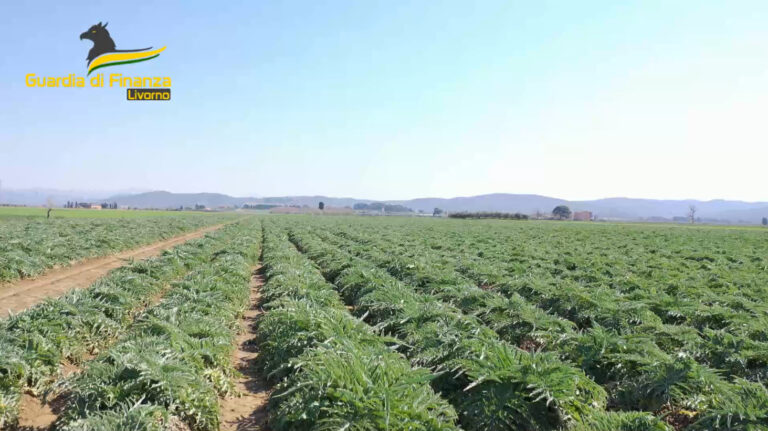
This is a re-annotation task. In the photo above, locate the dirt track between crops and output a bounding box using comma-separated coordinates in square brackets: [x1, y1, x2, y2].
[0, 224, 225, 318]
[220, 265, 270, 431]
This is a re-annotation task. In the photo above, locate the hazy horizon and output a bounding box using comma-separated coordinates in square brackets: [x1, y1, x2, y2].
[2, 184, 768, 205]
[2, 1, 767, 202]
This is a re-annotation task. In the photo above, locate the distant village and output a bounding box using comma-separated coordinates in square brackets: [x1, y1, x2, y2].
[63, 201, 120, 210]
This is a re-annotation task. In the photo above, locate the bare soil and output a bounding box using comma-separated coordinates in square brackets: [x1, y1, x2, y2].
[657, 404, 697, 430]
[0, 224, 224, 318]
[219, 266, 270, 431]
[14, 362, 79, 430]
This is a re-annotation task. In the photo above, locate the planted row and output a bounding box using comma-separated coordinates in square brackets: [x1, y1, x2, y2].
[0, 223, 240, 427]
[287, 226, 661, 431]
[255, 223, 460, 430]
[326, 218, 768, 383]
[302, 220, 768, 428]
[332, 224, 768, 390]
[312, 226, 577, 349]
[56, 221, 261, 430]
[0, 214, 233, 282]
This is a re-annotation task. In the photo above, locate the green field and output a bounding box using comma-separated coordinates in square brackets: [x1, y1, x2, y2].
[1, 215, 767, 430]
[0, 206, 213, 219]
[269, 216, 768, 430]
[0, 212, 235, 283]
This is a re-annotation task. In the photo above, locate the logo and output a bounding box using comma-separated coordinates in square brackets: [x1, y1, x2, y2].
[79, 22, 166, 76]
[25, 21, 171, 101]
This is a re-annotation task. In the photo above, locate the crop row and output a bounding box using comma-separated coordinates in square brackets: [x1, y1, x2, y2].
[286, 220, 768, 430]
[288, 226, 675, 431]
[0, 214, 233, 282]
[255, 222, 460, 430]
[332, 219, 768, 343]
[55, 221, 260, 429]
[0, 220, 254, 428]
[322, 221, 768, 388]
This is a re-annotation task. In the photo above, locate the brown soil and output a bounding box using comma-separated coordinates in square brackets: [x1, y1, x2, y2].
[14, 362, 80, 430]
[220, 266, 270, 431]
[13, 392, 70, 431]
[0, 224, 224, 318]
[657, 404, 697, 430]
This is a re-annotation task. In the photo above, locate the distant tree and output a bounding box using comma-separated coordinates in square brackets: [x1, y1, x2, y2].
[534, 210, 543, 220]
[46, 197, 54, 219]
[762, 217, 767, 226]
[384, 204, 412, 213]
[433, 208, 444, 217]
[688, 205, 697, 224]
[318, 201, 325, 211]
[552, 205, 571, 220]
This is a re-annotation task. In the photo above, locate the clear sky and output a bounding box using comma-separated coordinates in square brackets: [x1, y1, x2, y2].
[1, 1, 767, 201]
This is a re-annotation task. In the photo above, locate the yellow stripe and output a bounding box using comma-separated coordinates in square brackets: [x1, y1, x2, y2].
[88, 46, 166, 73]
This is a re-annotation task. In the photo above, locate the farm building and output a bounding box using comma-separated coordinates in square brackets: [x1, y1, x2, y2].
[573, 211, 592, 221]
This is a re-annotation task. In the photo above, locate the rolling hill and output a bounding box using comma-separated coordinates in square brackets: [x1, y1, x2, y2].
[3, 189, 767, 224]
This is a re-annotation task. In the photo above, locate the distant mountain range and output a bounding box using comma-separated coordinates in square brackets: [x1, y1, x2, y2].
[393, 194, 768, 223]
[2, 189, 767, 224]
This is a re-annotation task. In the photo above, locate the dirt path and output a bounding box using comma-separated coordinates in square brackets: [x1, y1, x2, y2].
[220, 266, 270, 431]
[0, 224, 224, 318]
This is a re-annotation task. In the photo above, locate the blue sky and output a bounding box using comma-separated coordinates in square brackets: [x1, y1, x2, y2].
[1, 1, 767, 201]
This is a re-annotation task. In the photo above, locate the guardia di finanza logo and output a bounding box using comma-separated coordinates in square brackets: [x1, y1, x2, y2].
[24, 21, 170, 100]
[80, 21, 165, 76]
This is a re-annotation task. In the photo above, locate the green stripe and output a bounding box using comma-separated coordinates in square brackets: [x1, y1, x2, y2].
[87, 54, 160, 76]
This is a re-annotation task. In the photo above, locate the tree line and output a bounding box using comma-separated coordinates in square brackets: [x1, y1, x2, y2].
[64, 201, 118, 209]
[448, 211, 529, 220]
